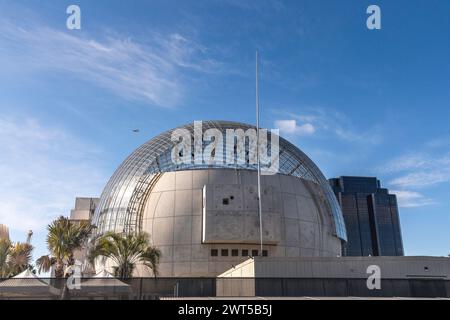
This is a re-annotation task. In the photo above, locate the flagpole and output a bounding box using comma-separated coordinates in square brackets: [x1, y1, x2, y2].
[256, 50, 263, 257]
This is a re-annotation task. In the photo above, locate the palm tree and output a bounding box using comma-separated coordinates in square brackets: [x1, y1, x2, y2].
[0, 238, 11, 278]
[7, 242, 33, 276]
[36, 216, 94, 278]
[89, 231, 161, 278]
[0, 239, 34, 277]
[36, 255, 56, 274]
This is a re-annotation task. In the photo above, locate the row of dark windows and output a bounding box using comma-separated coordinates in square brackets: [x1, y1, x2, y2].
[210, 249, 268, 257]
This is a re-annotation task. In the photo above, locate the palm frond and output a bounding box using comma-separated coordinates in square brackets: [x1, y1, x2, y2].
[89, 231, 161, 278]
[36, 255, 56, 274]
[7, 242, 33, 276]
[45, 216, 94, 276]
[142, 246, 162, 277]
[0, 239, 12, 277]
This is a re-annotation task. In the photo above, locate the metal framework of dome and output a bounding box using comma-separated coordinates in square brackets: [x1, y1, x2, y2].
[93, 120, 347, 241]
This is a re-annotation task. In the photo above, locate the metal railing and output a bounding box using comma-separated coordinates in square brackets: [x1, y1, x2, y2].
[0, 277, 449, 300]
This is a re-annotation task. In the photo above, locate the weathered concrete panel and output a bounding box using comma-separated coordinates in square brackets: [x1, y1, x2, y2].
[152, 217, 174, 245]
[174, 190, 193, 216]
[282, 193, 298, 219]
[153, 172, 175, 192]
[175, 170, 192, 190]
[154, 192, 174, 217]
[173, 245, 192, 262]
[157, 245, 173, 263]
[202, 184, 281, 244]
[173, 262, 191, 276]
[136, 169, 341, 277]
[173, 216, 192, 245]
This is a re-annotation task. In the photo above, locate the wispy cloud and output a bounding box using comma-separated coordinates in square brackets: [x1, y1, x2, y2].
[381, 154, 450, 174]
[390, 170, 450, 189]
[382, 153, 450, 188]
[379, 147, 450, 208]
[274, 119, 315, 136]
[0, 20, 223, 108]
[0, 116, 106, 233]
[273, 108, 383, 145]
[425, 136, 450, 149]
[391, 190, 436, 208]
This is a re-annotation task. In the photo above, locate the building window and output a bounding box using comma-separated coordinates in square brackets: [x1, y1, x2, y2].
[231, 249, 239, 256]
[221, 249, 229, 256]
[251, 249, 258, 257]
[242, 249, 249, 257]
[211, 249, 218, 257]
[262, 250, 268, 257]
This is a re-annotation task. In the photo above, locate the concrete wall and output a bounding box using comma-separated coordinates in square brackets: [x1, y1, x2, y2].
[70, 197, 99, 221]
[216, 278, 256, 297]
[217, 256, 450, 297]
[220, 256, 450, 279]
[131, 169, 341, 277]
[202, 184, 282, 244]
[69, 197, 99, 275]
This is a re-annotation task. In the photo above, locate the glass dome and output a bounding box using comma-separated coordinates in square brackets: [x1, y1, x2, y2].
[93, 120, 347, 241]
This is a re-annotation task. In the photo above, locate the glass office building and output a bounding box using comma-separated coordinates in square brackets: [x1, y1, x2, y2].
[329, 176, 404, 256]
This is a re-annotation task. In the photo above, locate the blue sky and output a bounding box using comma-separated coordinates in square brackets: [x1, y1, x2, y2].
[0, 0, 449, 261]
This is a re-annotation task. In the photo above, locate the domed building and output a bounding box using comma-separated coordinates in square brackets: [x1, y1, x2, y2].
[92, 121, 346, 277]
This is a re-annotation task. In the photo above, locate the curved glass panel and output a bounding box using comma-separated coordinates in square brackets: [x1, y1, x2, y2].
[93, 120, 347, 241]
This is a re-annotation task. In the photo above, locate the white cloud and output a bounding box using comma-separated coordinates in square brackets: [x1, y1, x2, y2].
[275, 108, 382, 145]
[0, 116, 106, 233]
[383, 153, 450, 188]
[381, 154, 450, 174]
[380, 148, 450, 208]
[274, 119, 315, 136]
[425, 137, 450, 149]
[390, 170, 450, 189]
[391, 190, 436, 208]
[0, 20, 223, 108]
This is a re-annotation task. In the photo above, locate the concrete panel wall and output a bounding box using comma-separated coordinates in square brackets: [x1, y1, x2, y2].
[70, 197, 99, 221]
[202, 184, 281, 244]
[133, 169, 341, 277]
[70, 209, 91, 220]
[216, 278, 256, 297]
[215, 256, 450, 297]
[221, 256, 450, 279]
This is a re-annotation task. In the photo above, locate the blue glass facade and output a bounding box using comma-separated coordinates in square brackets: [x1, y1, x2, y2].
[329, 176, 404, 256]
